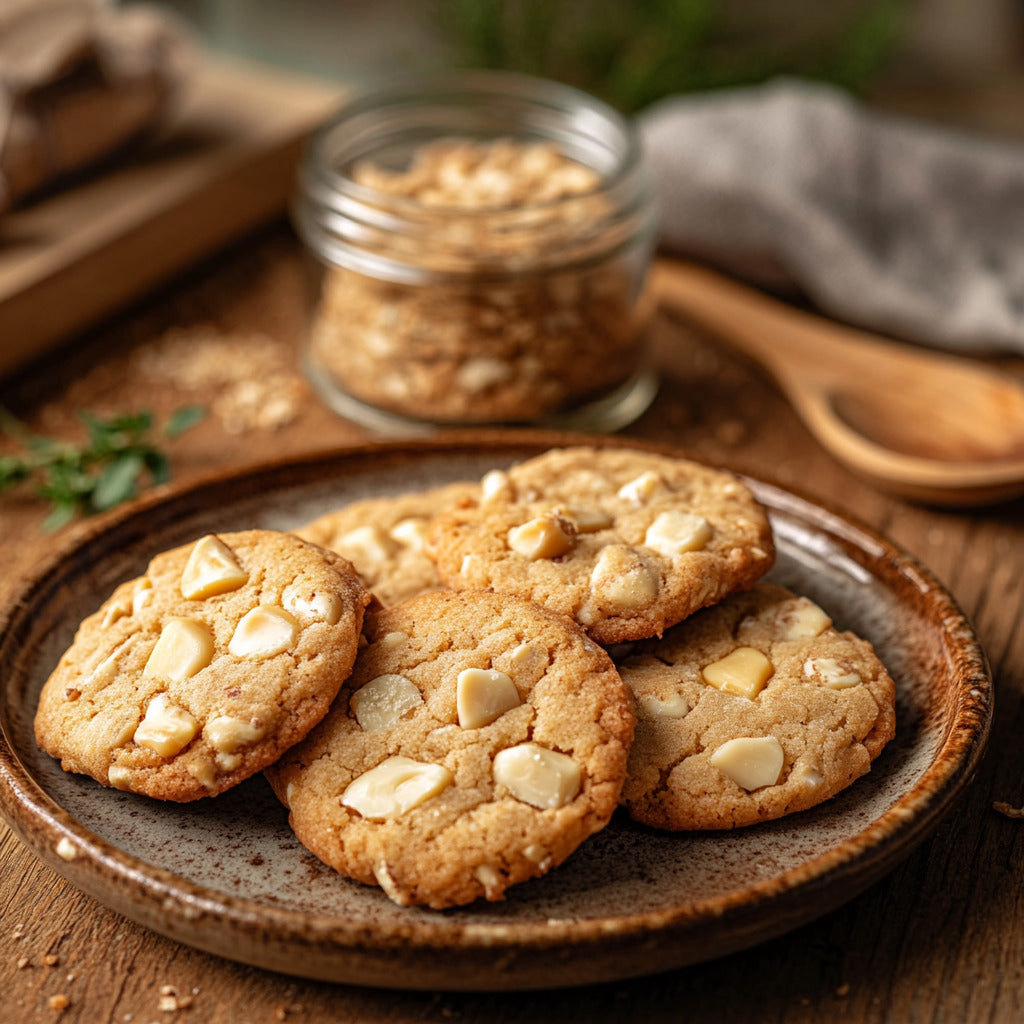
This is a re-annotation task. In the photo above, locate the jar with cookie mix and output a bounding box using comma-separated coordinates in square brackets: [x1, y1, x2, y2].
[293, 71, 658, 431]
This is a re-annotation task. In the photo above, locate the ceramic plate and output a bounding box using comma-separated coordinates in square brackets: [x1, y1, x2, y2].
[0, 435, 992, 990]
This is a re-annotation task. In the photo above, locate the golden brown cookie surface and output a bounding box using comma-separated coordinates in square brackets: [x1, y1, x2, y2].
[266, 589, 635, 909]
[618, 582, 896, 830]
[428, 447, 775, 644]
[35, 530, 370, 801]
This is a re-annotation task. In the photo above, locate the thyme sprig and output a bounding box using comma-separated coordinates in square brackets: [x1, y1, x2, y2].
[0, 405, 205, 530]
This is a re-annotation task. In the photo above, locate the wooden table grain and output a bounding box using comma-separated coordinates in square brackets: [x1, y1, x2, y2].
[1, 227, 1022, 1024]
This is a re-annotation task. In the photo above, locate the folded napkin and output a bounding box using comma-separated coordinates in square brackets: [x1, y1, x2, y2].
[638, 79, 1024, 354]
[0, 0, 192, 212]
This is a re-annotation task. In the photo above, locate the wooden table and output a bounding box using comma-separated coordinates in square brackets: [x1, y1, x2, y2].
[1, 223, 1022, 1023]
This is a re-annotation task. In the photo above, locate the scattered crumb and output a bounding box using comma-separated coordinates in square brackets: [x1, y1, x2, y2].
[273, 1005, 305, 1021]
[55, 837, 77, 862]
[47, 994, 70, 1012]
[836, 983, 850, 997]
[994, 801, 1024, 819]
[12, 924, 25, 940]
[133, 327, 305, 435]
[157, 984, 193, 1012]
[43, 954, 59, 966]
[16, 956, 29, 969]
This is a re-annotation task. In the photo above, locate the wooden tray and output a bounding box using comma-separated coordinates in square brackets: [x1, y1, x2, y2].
[0, 56, 341, 378]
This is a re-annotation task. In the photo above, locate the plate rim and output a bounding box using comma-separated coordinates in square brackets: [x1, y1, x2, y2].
[0, 431, 993, 979]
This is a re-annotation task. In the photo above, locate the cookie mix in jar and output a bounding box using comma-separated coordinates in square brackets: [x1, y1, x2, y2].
[293, 71, 658, 431]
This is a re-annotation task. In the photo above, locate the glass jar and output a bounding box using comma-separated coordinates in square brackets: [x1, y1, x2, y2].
[293, 70, 658, 432]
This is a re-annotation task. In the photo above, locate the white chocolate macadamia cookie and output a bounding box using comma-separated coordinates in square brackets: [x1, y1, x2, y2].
[296, 481, 476, 606]
[35, 530, 370, 801]
[427, 447, 775, 644]
[617, 582, 896, 830]
[266, 589, 634, 909]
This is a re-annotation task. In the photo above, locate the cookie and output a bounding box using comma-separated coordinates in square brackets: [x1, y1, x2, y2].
[35, 530, 371, 801]
[427, 446, 774, 645]
[617, 582, 896, 830]
[295, 481, 477, 605]
[266, 589, 635, 909]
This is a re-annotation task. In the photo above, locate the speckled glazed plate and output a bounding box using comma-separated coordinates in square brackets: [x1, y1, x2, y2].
[0, 435, 992, 991]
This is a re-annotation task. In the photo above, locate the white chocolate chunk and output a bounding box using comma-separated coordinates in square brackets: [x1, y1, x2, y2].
[643, 511, 713, 558]
[389, 518, 429, 551]
[589, 545, 658, 611]
[507, 641, 549, 687]
[709, 736, 784, 791]
[790, 762, 824, 788]
[372, 860, 406, 905]
[804, 656, 862, 689]
[216, 752, 243, 772]
[338, 525, 397, 566]
[475, 864, 503, 897]
[180, 535, 249, 600]
[565, 506, 613, 533]
[457, 668, 521, 728]
[702, 646, 773, 699]
[85, 650, 121, 688]
[229, 606, 298, 659]
[205, 715, 265, 754]
[781, 600, 832, 640]
[378, 630, 409, 651]
[100, 595, 132, 628]
[507, 514, 575, 560]
[133, 693, 199, 758]
[107, 765, 133, 790]
[101, 577, 154, 628]
[493, 743, 581, 809]
[350, 674, 423, 731]
[283, 584, 343, 625]
[617, 471, 662, 504]
[480, 469, 512, 504]
[143, 618, 214, 681]
[342, 756, 453, 819]
[186, 760, 217, 790]
[131, 580, 154, 615]
[522, 843, 550, 866]
[637, 692, 690, 719]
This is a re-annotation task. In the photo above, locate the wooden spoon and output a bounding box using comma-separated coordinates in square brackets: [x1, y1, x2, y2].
[652, 258, 1024, 506]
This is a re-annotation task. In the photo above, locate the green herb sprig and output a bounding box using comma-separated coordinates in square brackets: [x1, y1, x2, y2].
[0, 405, 206, 530]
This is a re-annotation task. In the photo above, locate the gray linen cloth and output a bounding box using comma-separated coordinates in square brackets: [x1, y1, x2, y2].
[638, 79, 1024, 354]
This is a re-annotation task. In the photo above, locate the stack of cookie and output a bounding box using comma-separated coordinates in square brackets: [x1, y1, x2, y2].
[35, 447, 895, 910]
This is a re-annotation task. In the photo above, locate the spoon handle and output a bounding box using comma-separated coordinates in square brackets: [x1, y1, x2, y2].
[651, 256, 1024, 402]
[651, 258, 880, 385]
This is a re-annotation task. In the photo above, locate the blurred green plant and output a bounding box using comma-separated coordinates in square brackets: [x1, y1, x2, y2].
[436, 0, 910, 111]
[0, 405, 206, 530]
